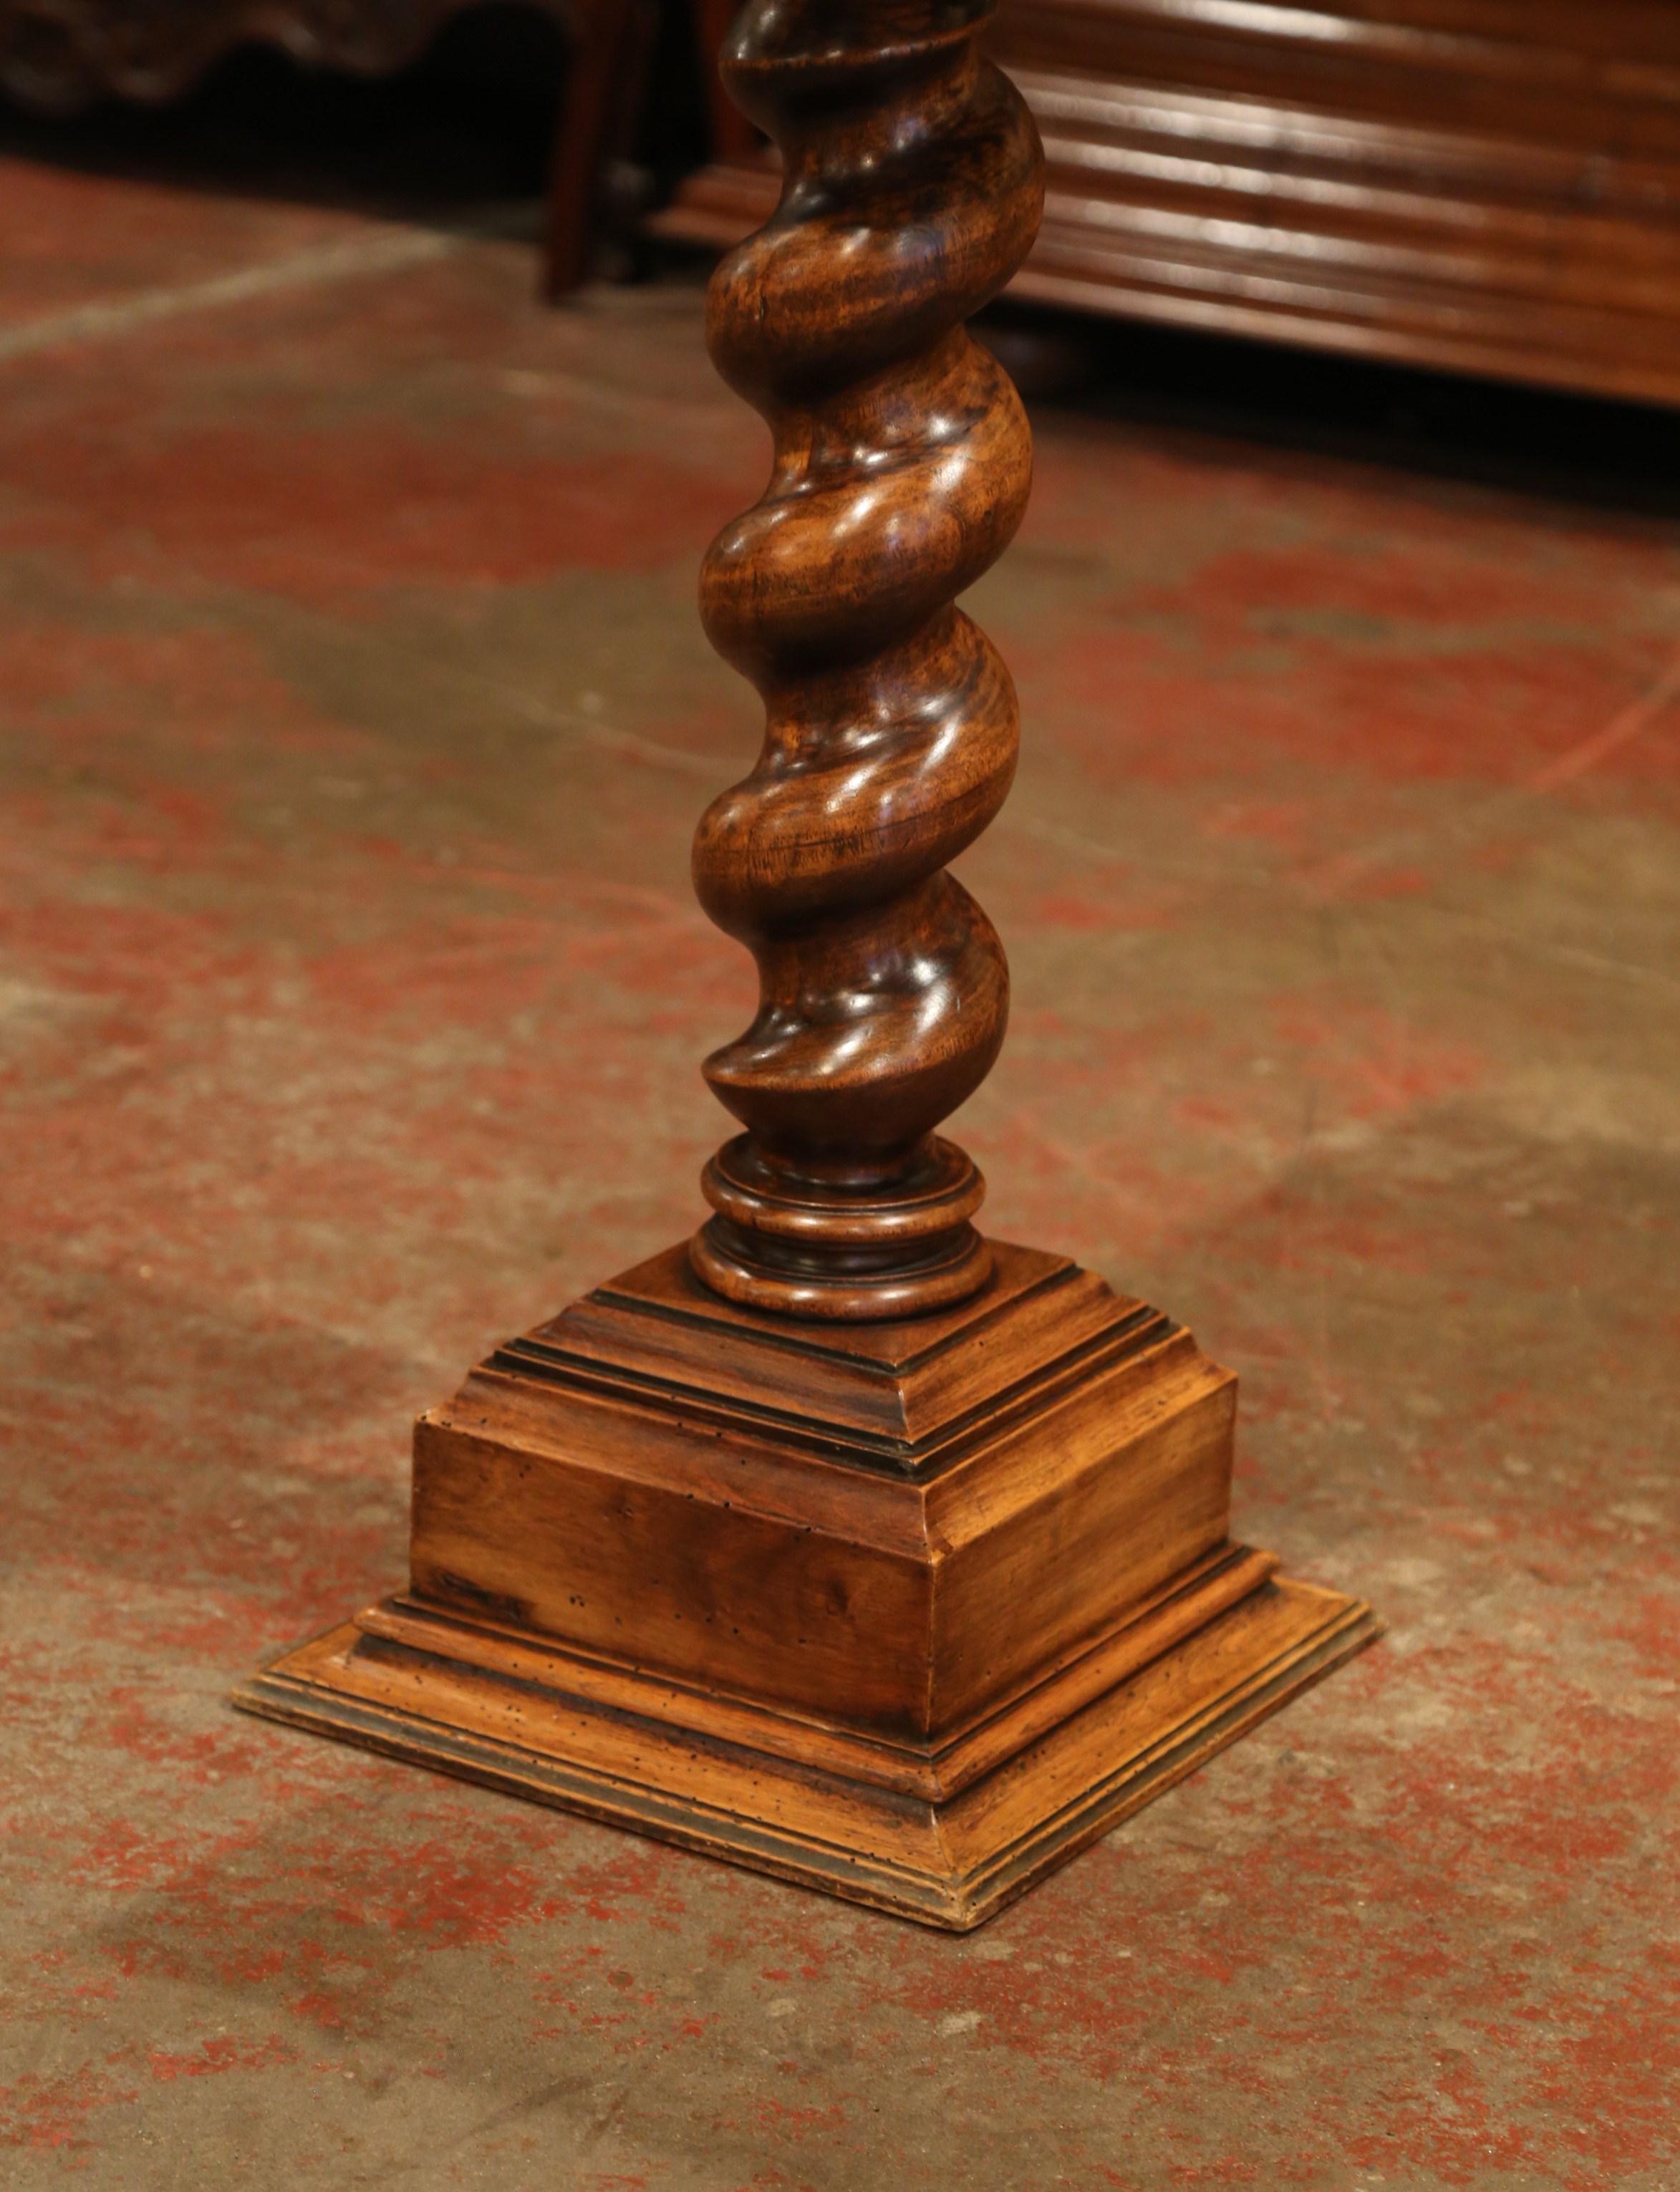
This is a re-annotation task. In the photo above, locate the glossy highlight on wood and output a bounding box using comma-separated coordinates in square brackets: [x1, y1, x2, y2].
[238, 1243, 1379, 1928]
[689, 0, 1045, 1320]
[658, 0, 1680, 411]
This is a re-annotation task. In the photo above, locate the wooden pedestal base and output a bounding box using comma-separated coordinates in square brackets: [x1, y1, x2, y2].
[235, 1242, 1378, 1929]
[238, 1570, 1372, 1929]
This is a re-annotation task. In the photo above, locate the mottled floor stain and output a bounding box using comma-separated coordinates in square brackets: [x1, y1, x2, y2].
[1, 156, 1676, 2192]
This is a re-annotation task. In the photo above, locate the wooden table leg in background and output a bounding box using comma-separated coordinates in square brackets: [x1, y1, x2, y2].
[236, 0, 1379, 1932]
[542, 0, 657, 297]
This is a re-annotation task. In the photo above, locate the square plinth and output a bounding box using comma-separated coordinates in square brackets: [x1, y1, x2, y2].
[234, 1242, 1379, 1928]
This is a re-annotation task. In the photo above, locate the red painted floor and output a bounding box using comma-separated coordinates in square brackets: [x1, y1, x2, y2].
[2, 150, 1677, 2191]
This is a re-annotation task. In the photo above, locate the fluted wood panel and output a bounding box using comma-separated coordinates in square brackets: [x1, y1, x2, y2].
[656, 0, 1680, 407]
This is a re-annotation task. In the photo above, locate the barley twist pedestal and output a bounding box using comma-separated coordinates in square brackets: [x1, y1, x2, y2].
[235, 0, 1379, 1931]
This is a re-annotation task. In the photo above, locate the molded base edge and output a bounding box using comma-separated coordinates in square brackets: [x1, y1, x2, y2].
[233, 1574, 1380, 1931]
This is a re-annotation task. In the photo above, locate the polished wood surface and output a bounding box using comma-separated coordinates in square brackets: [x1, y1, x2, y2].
[689, 0, 1042, 1321]
[236, 0, 1378, 1928]
[240, 1243, 1377, 1928]
[414, 1250, 1235, 1741]
[657, 0, 1680, 407]
[242, 1581, 1374, 1929]
[0, 0, 655, 296]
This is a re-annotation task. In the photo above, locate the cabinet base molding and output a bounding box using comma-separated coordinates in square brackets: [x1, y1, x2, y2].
[657, 1, 1680, 410]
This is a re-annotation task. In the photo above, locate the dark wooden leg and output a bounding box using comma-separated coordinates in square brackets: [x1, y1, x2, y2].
[237, 0, 1379, 1931]
[541, 0, 656, 299]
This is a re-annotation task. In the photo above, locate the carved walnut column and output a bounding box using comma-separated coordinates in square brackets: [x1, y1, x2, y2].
[687, 0, 1035, 1324]
[236, 0, 1378, 1931]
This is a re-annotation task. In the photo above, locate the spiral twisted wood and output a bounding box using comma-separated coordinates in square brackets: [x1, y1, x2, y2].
[689, 0, 1044, 1322]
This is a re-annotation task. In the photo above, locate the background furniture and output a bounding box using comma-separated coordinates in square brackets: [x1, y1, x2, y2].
[654, 0, 1680, 408]
[0, 0, 655, 294]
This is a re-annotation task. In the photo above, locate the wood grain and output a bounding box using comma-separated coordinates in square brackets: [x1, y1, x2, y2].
[238, 1240, 1379, 1925]
[400, 1247, 1237, 1742]
[686, 0, 1045, 1320]
[238, 1576, 1379, 1930]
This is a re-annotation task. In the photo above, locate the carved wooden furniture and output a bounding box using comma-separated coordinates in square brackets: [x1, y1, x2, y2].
[0, 0, 655, 296]
[235, 0, 1379, 1931]
[655, 0, 1680, 410]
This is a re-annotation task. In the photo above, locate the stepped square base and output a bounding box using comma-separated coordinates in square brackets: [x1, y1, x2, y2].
[235, 1242, 1379, 1929]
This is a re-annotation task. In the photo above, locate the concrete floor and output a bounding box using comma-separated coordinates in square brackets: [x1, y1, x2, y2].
[2, 149, 1677, 2192]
